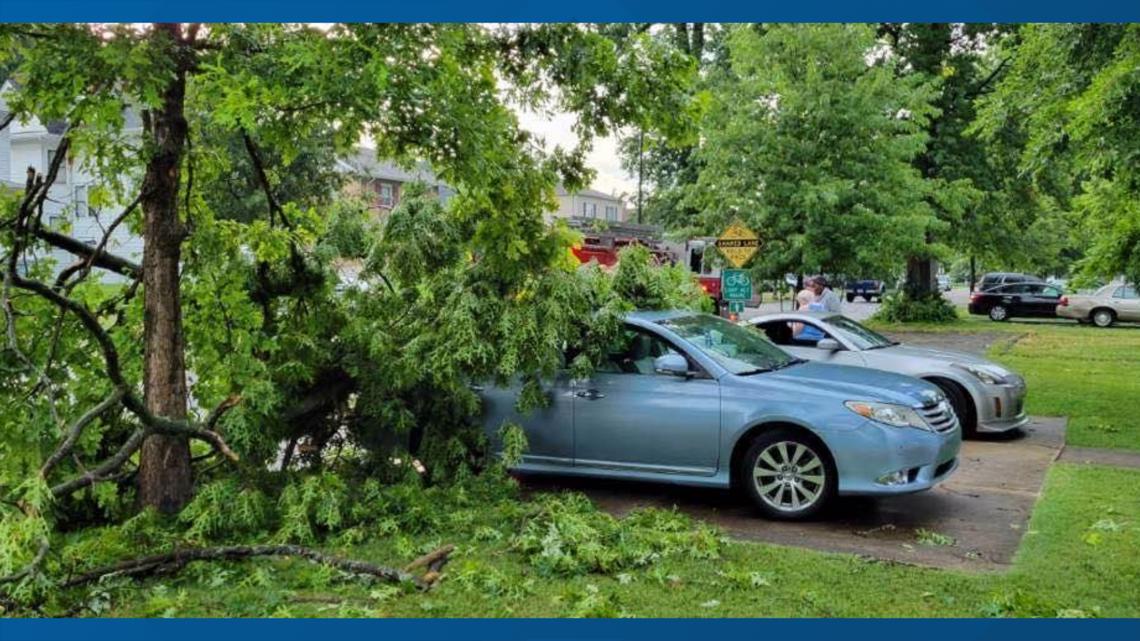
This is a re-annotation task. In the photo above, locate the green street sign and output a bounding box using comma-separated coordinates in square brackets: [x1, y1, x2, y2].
[728, 300, 746, 314]
[722, 269, 752, 301]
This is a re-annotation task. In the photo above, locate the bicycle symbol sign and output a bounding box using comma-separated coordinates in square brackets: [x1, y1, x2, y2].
[722, 269, 752, 301]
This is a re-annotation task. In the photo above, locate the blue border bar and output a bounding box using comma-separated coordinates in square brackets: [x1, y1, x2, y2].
[3, 618, 1140, 640]
[1, 0, 1138, 22]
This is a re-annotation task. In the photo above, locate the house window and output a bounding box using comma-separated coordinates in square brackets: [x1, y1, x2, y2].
[47, 149, 67, 184]
[74, 185, 92, 217]
[605, 205, 618, 221]
[590, 203, 597, 218]
[581, 202, 588, 217]
[377, 183, 395, 209]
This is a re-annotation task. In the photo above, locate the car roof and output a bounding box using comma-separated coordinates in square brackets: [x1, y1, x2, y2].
[745, 311, 844, 323]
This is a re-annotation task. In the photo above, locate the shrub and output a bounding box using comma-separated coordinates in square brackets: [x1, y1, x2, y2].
[874, 291, 959, 323]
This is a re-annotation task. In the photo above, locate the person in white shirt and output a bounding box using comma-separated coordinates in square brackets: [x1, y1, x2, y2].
[808, 275, 842, 313]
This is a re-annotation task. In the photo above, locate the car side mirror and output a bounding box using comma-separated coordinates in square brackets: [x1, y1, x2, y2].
[654, 353, 691, 378]
[816, 338, 841, 351]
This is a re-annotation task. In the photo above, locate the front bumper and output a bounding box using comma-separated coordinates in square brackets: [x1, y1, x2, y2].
[974, 377, 1029, 433]
[827, 420, 961, 496]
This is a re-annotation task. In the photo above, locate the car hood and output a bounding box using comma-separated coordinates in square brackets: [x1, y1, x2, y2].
[875, 344, 993, 366]
[752, 361, 941, 407]
[866, 344, 1021, 378]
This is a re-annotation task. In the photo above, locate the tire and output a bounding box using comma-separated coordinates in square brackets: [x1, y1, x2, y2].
[737, 428, 837, 520]
[929, 379, 976, 439]
[1091, 308, 1116, 328]
[846, 293, 856, 303]
[862, 295, 872, 302]
[988, 305, 1009, 322]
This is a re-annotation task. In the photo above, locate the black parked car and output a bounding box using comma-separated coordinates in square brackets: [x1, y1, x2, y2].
[845, 278, 886, 302]
[978, 272, 1043, 292]
[969, 282, 1064, 321]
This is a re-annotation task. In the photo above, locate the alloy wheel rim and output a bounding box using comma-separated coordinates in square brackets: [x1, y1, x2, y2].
[991, 307, 1006, 320]
[1095, 311, 1111, 326]
[753, 441, 825, 512]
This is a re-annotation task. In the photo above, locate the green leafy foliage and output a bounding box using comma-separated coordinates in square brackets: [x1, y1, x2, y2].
[974, 24, 1140, 285]
[512, 493, 722, 576]
[690, 24, 941, 281]
[873, 291, 959, 323]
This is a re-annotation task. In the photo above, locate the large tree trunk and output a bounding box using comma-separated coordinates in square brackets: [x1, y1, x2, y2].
[137, 24, 192, 513]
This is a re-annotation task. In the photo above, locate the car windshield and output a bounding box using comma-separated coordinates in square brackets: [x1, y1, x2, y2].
[822, 315, 896, 350]
[659, 314, 798, 375]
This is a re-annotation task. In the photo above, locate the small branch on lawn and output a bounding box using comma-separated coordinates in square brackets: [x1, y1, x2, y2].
[403, 544, 456, 574]
[61, 545, 432, 589]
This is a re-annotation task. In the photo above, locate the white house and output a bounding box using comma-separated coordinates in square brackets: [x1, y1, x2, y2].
[548, 185, 627, 224]
[1, 82, 144, 281]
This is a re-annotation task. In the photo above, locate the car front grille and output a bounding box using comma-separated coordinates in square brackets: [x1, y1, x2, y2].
[919, 400, 959, 433]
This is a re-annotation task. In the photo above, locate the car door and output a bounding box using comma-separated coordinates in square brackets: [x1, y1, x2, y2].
[1022, 284, 1062, 317]
[572, 326, 721, 476]
[1111, 285, 1140, 321]
[993, 283, 1026, 315]
[479, 373, 575, 469]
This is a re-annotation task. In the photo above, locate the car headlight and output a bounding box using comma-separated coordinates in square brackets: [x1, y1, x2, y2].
[845, 401, 930, 430]
[956, 363, 1010, 385]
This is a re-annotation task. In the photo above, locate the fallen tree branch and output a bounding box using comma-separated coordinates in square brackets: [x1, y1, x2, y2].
[50, 428, 146, 498]
[404, 544, 455, 573]
[0, 539, 50, 586]
[35, 228, 142, 280]
[40, 386, 126, 477]
[61, 545, 431, 589]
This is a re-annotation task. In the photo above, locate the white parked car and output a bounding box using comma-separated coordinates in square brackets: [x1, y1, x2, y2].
[1056, 283, 1139, 327]
[745, 312, 1029, 437]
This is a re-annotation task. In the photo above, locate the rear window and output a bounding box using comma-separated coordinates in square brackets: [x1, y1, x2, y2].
[1113, 286, 1138, 300]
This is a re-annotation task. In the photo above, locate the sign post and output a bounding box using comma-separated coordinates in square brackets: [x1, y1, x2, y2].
[716, 221, 761, 319]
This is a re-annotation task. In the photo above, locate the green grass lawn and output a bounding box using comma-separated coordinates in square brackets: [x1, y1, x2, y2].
[50, 314, 1140, 618]
[80, 463, 1140, 618]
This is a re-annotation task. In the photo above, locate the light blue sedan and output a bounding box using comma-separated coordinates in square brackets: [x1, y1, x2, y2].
[481, 311, 961, 520]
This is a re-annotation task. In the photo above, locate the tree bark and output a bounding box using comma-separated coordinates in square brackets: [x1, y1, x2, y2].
[137, 23, 193, 514]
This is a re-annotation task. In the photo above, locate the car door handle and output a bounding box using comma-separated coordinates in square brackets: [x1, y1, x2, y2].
[575, 389, 606, 400]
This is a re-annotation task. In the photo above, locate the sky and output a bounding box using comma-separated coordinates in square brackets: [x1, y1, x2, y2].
[514, 108, 637, 199]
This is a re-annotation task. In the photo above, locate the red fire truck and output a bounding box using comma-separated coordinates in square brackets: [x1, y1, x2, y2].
[567, 220, 726, 312]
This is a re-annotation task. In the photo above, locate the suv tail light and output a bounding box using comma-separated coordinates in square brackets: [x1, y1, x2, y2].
[969, 292, 981, 303]
[1059, 296, 1069, 307]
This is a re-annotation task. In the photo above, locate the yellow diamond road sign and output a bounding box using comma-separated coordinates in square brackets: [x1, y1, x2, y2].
[716, 221, 760, 268]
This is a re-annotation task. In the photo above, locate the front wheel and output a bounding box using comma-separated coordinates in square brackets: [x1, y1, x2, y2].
[989, 305, 1009, 322]
[862, 294, 873, 302]
[738, 429, 837, 520]
[1092, 309, 1116, 328]
[846, 293, 856, 303]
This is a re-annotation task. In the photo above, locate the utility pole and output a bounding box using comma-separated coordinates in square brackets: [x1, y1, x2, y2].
[637, 127, 644, 225]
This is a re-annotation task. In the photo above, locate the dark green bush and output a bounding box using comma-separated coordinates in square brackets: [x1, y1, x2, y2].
[873, 291, 959, 323]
